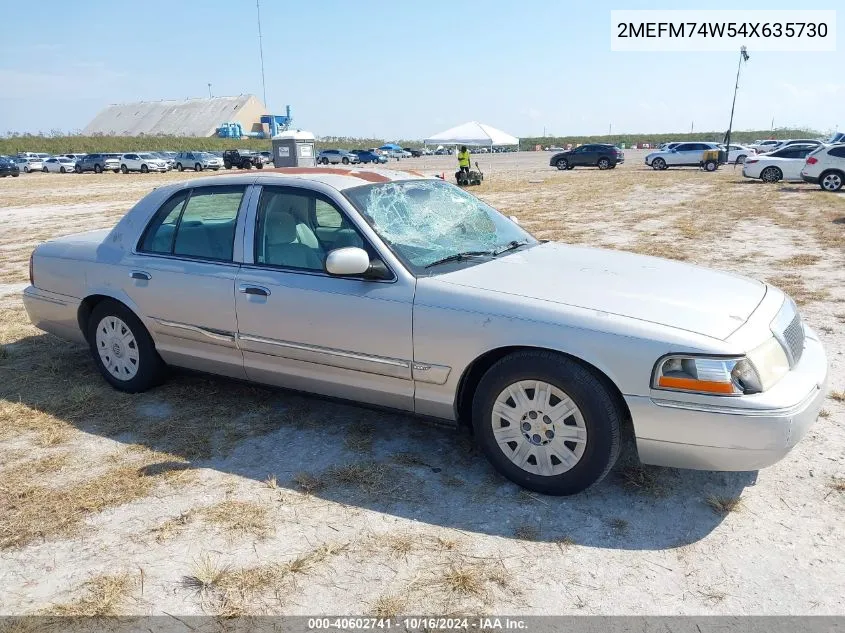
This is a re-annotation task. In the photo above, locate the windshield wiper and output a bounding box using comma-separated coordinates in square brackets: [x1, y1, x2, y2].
[424, 250, 492, 269]
[492, 240, 530, 256]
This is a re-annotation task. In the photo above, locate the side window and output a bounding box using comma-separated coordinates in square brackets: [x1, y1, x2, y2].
[173, 187, 245, 261]
[828, 147, 845, 158]
[139, 193, 189, 254]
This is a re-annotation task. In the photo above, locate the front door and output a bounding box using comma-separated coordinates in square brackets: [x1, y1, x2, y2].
[118, 184, 249, 379]
[235, 185, 415, 411]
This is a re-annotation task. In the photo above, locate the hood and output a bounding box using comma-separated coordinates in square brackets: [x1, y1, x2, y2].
[435, 242, 766, 340]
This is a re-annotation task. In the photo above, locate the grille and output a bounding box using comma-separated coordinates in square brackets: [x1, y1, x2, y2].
[781, 311, 805, 366]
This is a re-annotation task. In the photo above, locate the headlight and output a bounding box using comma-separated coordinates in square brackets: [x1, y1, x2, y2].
[653, 355, 761, 395]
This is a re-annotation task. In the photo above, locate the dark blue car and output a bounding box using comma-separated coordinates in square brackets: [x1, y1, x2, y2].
[350, 149, 387, 164]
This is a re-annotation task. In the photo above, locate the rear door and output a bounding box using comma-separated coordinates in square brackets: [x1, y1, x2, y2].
[118, 184, 250, 379]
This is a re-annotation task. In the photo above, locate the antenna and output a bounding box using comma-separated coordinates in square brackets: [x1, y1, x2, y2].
[256, 0, 268, 109]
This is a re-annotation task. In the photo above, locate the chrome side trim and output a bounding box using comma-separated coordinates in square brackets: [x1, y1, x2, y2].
[22, 290, 69, 307]
[652, 386, 820, 418]
[412, 362, 451, 385]
[238, 333, 411, 380]
[152, 318, 236, 343]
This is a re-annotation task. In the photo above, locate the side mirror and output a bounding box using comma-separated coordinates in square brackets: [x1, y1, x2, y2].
[325, 247, 371, 276]
[509, 215, 520, 225]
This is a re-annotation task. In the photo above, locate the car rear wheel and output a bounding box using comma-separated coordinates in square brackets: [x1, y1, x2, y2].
[256, 162, 263, 169]
[75, 165, 82, 173]
[194, 163, 202, 172]
[87, 299, 166, 393]
[651, 158, 666, 170]
[555, 158, 569, 170]
[176, 163, 184, 171]
[42, 166, 48, 173]
[24, 166, 30, 173]
[736, 154, 747, 164]
[120, 165, 128, 174]
[321, 157, 330, 165]
[472, 351, 621, 495]
[140, 164, 149, 173]
[760, 166, 782, 183]
[820, 171, 843, 192]
[597, 158, 610, 170]
[94, 164, 102, 174]
[342, 157, 349, 165]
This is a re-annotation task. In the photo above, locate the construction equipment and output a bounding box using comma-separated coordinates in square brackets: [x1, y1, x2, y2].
[700, 148, 727, 172]
[456, 161, 484, 186]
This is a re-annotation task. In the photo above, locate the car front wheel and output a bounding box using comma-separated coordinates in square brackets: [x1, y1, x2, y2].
[472, 351, 621, 495]
[555, 158, 568, 170]
[87, 299, 166, 393]
[651, 158, 666, 170]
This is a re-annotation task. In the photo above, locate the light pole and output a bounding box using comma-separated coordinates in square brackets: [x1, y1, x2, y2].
[207, 83, 212, 99]
[724, 46, 749, 155]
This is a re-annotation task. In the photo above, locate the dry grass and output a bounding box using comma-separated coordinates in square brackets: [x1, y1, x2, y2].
[819, 409, 831, 419]
[706, 494, 744, 515]
[391, 451, 429, 467]
[829, 390, 845, 403]
[344, 422, 376, 452]
[610, 518, 629, 534]
[513, 525, 540, 541]
[293, 471, 325, 495]
[370, 594, 406, 618]
[766, 274, 830, 306]
[779, 253, 822, 267]
[619, 464, 666, 496]
[829, 478, 845, 493]
[201, 500, 271, 538]
[554, 535, 576, 550]
[150, 510, 194, 543]
[49, 572, 136, 616]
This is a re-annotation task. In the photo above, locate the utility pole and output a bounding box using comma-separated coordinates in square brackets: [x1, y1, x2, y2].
[207, 83, 212, 99]
[609, 123, 612, 136]
[256, 0, 268, 109]
[724, 46, 749, 153]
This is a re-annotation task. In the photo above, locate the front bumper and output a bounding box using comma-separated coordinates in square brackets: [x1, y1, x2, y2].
[627, 327, 827, 471]
[801, 173, 819, 184]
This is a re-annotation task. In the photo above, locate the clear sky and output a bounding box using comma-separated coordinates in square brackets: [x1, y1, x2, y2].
[0, 0, 840, 139]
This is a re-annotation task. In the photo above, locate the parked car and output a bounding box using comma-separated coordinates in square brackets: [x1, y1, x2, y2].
[151, 152, 176, 170]
[14, 156, 44, 173]
[174, 152, 222, 172]
[0, 156, 20, 177]
[259, 151, 272, 165]
[62, 153, 87, 162]
[403, 148, 423, 158]
[120, 153, 168, 174]
[720, 144, 755, 164]
[769, 139, 824, 153]
[801, 143, 845, 192]
[350, 150, 387, 164]
[750, 140, 782, 152]
[42, 156, 78, 173]
[74, 153, 120, 174]
[645, 142, 720, 170]
[742, 144, 819, 183]
[317, 149, 360, 165]
[824, 132, 844, 145]
[550, 144, 624, 170]
[23, 171, 827, 495]
[222, 149, 264, 170]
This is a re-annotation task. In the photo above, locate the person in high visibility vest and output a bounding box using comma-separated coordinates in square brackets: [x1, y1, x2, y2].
[457, 146, 471, 176]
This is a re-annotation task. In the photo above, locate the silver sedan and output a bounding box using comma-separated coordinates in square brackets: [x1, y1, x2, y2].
[23, 169, 828, 495]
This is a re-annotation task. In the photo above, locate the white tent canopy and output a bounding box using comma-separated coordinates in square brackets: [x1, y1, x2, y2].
[424, 121, 519, 147]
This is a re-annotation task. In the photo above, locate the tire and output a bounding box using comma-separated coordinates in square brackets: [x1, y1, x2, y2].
[471, 351, 621, 496]
[820, 170, 844, 192]
[87, 299, 166, 393]
[24, 166, 30, 173]
[342, 157, 349, 165]
[75, 165, 82, 174]
[42, 166, 49, 173]
[597, 157, 610, 170]
[321, 157, 330, 165]
[223, 162, 231, 170]
[735, 155, 747, 165]
[194, 163, 202, 172]
[555, 158, 568, 171]
[120, 164, 128, 174]
[212, 167, 220, 171]
[243, 161, 252, 170]
[60, 167, 66, 173]
[256, 162, 263, 169]
[760, 166, 782, 183]
[176, 163, 184, 172]
[140, 164, 149, 173]
[651, 158, 666, 170]
[113, 169, 120, 174]
[12, 173, 19, 177]
[704, 160, 718, 172]
[94, 164, 102, 174]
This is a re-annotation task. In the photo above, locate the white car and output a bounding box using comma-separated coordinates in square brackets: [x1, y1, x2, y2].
[801, 144, 845, 192]
[644, 142, 721, 170]
[769, 139, 824, 153]
[722, 144, 755, 164]
[120, 153, 169, 174]
[42, 156, 78, 173]
[742, 144, 818, 183]
[14, 157, 43, 173]
[750, 140, 782, 153]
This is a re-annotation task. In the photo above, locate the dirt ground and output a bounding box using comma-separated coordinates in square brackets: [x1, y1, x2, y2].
[1, 150, 844, 617]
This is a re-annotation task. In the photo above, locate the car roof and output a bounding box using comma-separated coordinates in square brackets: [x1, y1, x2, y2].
[171, 167, 431, 191]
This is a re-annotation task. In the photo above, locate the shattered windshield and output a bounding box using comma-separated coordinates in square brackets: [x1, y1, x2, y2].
[344, 179, 536, 272]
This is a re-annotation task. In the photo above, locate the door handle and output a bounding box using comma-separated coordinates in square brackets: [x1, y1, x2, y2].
[130, 271, 151, 281]
[238, 284, 270, 297]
